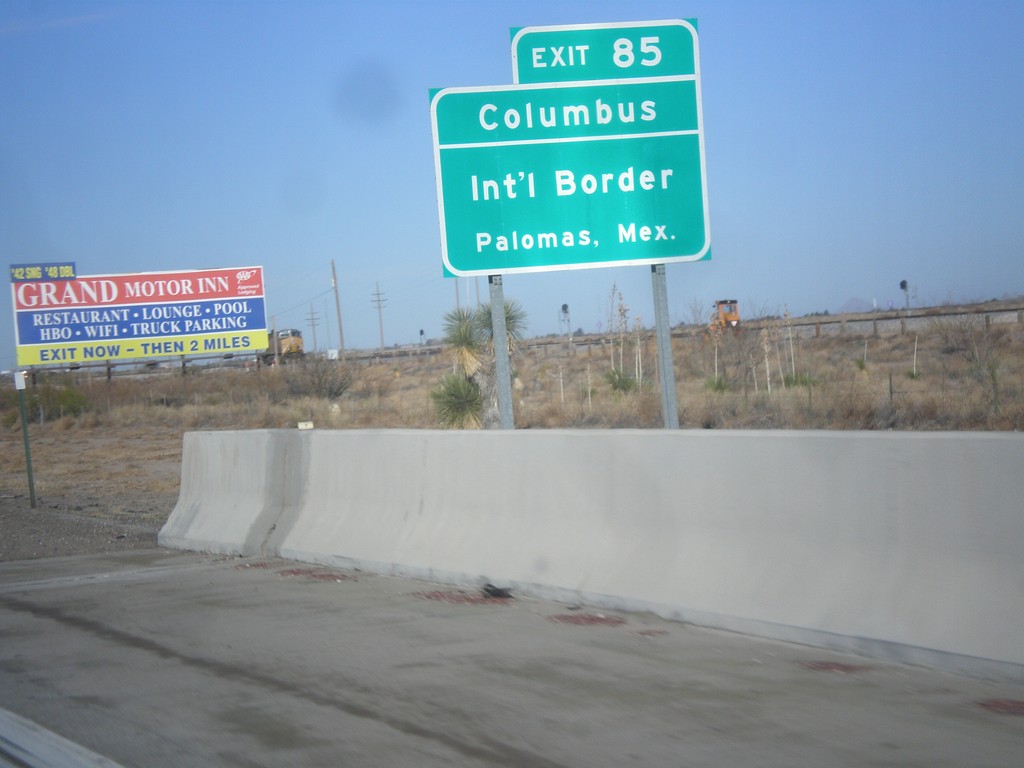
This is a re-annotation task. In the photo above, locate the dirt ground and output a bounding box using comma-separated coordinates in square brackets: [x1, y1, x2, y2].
[0, 428, 182, 561]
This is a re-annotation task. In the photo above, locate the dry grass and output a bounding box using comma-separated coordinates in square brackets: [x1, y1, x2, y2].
[0, 424, 181, 524]
[3, 315, 1023, 438]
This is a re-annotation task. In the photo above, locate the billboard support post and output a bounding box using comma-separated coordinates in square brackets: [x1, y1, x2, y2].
[14, 371, 36, 508]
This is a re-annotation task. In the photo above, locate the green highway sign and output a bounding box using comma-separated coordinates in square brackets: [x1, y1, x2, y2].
[430, 19, 709, 277]
[512, 19, 699, 83]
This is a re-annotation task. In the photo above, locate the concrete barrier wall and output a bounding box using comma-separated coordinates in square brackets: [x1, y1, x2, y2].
[159, 429, 1024, 678]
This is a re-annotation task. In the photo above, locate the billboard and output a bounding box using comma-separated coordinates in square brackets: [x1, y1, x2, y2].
[10, 264, 268, 366]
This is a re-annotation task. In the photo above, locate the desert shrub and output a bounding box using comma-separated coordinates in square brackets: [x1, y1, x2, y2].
[0, 389, 19, 428]
[431, 374, 482, 429]
[282, 358, 354, 400]
[348, 365, 394, 400]
[931, 314, 1003, 362]
[784, 373, 816, 388]
[517, 399, 565, 429]
[78, 411, 103, 428]
[605, 368, 637, 393]
[594, 387, 662, 427]
[705, 376, 727, 392]
[35, 383, 90, 420]
[153, 393, 187, 408]
[693, 403, 724, 429]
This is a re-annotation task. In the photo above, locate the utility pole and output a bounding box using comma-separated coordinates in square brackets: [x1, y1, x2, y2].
[331, 259, 345, 360]
[306, 304, 320, 352]
[371, 282, 387, 351]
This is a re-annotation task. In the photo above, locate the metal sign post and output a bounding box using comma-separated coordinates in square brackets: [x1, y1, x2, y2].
[14, 370, 36, 508]
[488, 275, 515, 429]
[651, 264, 679, 428]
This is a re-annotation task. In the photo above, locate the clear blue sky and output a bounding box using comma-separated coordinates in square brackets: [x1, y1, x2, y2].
[3, 0, 1022, 368]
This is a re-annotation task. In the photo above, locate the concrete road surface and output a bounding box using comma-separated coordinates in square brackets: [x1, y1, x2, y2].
[1, 550, 1022, 767]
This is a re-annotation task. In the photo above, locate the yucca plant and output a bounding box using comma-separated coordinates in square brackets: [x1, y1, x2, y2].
[431, 374, 483, 429]
[443, 307, 485, 378]
[605, 368, 637, 393]
[433, 300, 527, 428]
[475, 298, 526, 356]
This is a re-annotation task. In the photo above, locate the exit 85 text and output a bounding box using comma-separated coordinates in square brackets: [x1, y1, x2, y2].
[530, 36, 663, 71]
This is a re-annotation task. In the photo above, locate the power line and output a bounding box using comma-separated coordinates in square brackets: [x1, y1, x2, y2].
[306, 304, 320, 351]
[371, 282, 387, 351]
[273, 287, 332, 317]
